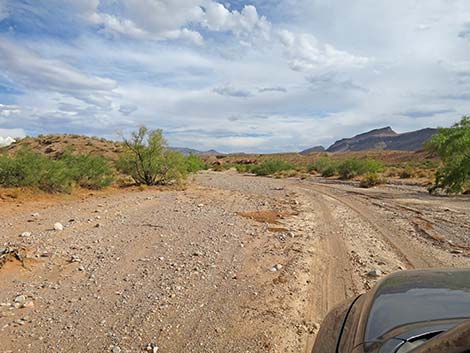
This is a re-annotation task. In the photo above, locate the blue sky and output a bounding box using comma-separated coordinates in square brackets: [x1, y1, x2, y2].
[0, 0, 469, 152]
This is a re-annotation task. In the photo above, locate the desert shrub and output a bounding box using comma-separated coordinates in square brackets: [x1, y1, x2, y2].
[60, 152, 114, 189]
[250, 159, 294, 176]
[234, 163, 251, 173]
[426, 117, 470, 194]
[275, 169, 299, 178]
[0, 149, 115, 192]
[185, 154, 207, 173]
[306, 163, 316, 174]
[338, 158, 383, 180]
[399, 165, 414, 179]
[360, 172, 384, 188]
[0, 149, 74, 192]
[117, 127, 188, 185]
[309, 157, 339, 177]
[321, 164, 338, 177]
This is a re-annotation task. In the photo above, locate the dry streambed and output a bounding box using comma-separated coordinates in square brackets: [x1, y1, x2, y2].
[0, 171, 469, 353]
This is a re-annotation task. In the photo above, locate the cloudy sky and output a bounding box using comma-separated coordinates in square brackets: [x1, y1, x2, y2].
[0, 0, 469, 152]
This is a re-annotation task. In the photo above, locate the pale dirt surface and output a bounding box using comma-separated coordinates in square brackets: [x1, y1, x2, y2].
[0, 170, 469, 353]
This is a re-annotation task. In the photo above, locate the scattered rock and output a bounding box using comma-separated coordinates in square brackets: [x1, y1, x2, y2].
[367, 269, 382, 277]
[53, 223, 64, 231]
[20, 232, 31, 238]
[70, 255, 81, 263]
[111, 346, 121, 353]
[22, 300, 34, 309]
[270, 264, 283, 272]
[144, 343, 159, 352]
[14, 295, 26, 304]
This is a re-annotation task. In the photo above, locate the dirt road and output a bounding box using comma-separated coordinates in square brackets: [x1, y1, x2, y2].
[0, 171, 469, 353]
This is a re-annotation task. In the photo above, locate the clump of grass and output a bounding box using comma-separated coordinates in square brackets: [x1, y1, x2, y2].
[399, 165, 414, 179]
[360, 172, 385, 188]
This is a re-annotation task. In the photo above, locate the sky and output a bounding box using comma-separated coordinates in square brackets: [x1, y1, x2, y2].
[0, 0, 469, 152]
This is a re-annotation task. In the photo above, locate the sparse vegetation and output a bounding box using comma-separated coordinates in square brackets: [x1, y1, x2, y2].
[426, 116, 470, 194]
[338, 158, 384, 180]
[185, 154, 207, 173]
[360, 172, 385, 188]
[249, 159, 294, 176]
[0, 148, 114, 192]
[117, 127, 189, 186]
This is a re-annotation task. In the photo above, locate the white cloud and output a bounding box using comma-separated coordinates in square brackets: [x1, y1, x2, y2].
[279, 30, 370, 72]
[0, 103, 20, 117]
[202, 4, 270, 37]
[0, 128, 25, 146]
[0, 38, 117, 105]
[82, 0, 270, 45]
[0, 136, 15, 146]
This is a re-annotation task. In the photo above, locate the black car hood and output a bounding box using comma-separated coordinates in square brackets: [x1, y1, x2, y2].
[364, 269, 470, 342]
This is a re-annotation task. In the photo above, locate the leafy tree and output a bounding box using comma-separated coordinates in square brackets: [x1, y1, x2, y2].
[426, 117, 470, 194]
[117, 127, 187, 185]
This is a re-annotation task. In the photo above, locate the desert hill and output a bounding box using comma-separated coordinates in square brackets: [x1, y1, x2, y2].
[321, 126, 438, 153]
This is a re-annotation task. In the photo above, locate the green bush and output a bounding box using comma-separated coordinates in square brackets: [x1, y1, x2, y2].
[117, 127, 188, 185]
[60, 152, 114, 189]
[360, 172, 384, 188]
[338, 158, 383, 180]
[185, 154, 207, 173]
[250, 159, 294, 176]
[309, 157, 339, 176]
[427, 116, 470, 194]
[0, 149, 115, 192]
[0, 149, 74, 192]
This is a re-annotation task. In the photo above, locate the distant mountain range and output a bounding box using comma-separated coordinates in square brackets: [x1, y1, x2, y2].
[300, 126, 438, 154]
[170, 147, 222, 156]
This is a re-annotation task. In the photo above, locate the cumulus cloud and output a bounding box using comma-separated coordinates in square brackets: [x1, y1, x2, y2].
[0, 136, 15, 146]
[83, 0, 269, 45]
[0, 128, 25, 146]
[0, 38, 117, 105]
[279, 30, 370, 72]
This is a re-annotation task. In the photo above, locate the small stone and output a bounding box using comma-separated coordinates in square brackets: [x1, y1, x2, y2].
[78, 265, 85, 271]
[22, 300, 34, 309]
[451, 249, 463, 254]
[14, 295, 26, 304]
[41, 252, 52, 258]
[145, 343, 159, 352]
[53, 223, 64, 231]
[274, 264, 283, 271]
[20, 232, 31, 238]
[70, 255, 81, 263]
[368, 269, 382, 277]
[31, 213, 40, 218]
[111, 346, 121, 353]
[197, 204, 204, 208]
